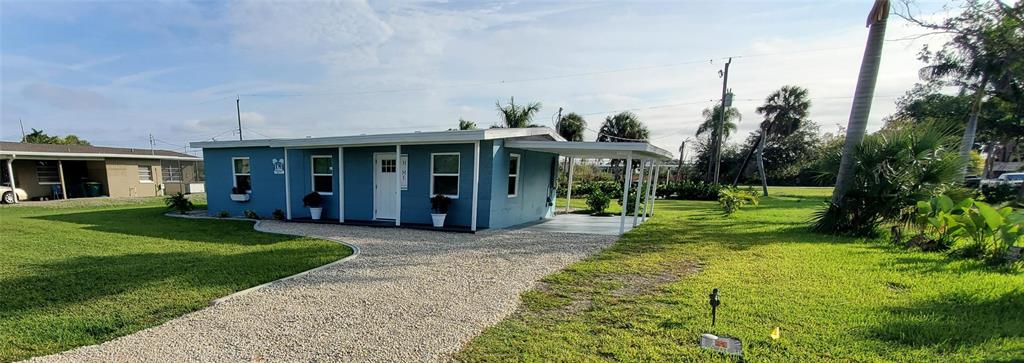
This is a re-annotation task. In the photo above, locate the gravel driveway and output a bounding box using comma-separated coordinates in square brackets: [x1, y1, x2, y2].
[30, 222, 615, 362]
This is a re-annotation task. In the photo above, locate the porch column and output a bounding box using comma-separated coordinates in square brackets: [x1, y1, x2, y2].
[395, 144, 401, 226]
[338, 146, 345, 223]
[565, 156, 574, 214]
[284, 148, 292, 220]
[633, 160, 646, 227]
[642, 162, 655, 221]
[471, 141, 480, 231]
[619, 153, 632, 234]
[57, 160, 68, 199]
[646, 165, 660, 220]
[5, 159, 16, 203]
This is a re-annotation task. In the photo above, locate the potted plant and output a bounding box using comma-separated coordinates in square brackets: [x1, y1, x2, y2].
[303, 192, 324, 220]
[230, 180, 250, 202]
[430, 194, 452, 228]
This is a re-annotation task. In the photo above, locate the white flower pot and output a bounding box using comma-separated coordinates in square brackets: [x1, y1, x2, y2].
[310, 207, 323, 220]
[431, 213, 446, 228]
[230, 193, 250, 202]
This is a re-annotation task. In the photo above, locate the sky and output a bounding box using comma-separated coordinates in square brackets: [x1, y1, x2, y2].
[1, 0, 956, 159]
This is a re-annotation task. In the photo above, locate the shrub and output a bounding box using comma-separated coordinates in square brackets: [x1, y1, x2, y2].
[618, 186, 647, 214]
[243, 210, 259, 219]
[655, 183, 675, 198]
[954, 200, 1023, 264]
[586, 190, 611, 215]
[911, 194, 970, 250]
[163, 192, 194, 215]
[217, 210, 230, 218]
[302, 192, 323, 208]
[430, 194, 452, 214]
[812, 122, 964, 236]
[672, 180, 721, 201]
[718, 187, 760, 215]
[272, 209, 286, 220]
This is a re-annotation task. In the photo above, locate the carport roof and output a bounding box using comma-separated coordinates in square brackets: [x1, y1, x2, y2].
[504, 140, 673, 160]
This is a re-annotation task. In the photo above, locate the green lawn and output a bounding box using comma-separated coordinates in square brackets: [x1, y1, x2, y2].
[460, 187, 1024, 362]
[0, 196, 352, 362]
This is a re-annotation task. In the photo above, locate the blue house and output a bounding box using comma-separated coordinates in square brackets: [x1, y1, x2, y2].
[192, 128, 671, 232]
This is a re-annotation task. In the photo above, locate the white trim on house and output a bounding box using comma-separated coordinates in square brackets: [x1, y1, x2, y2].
[503, 140, 673, 160]
[190, 127, 565, 149]
[507, 153, 521, 198]
[284, 148, 291, 220]
[619, 153, 633, 235]
[232, 157, 251, 193]
[0, 151, 199, 161]
[338, 146, 344, 223]
[310, 154, 333, 195]
[429, 152, 460, 199]
[471, 141, 479, 232]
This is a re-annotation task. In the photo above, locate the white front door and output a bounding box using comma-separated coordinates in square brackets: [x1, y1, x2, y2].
[373, 153, 398, 220]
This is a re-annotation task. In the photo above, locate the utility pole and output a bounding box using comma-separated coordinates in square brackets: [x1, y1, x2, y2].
[678, 139, 688, 181]
[19, 118, 26, 142]
[149, 134, 155, 155]
[236, 96, 244, 141]
[712, 57, 732, 185]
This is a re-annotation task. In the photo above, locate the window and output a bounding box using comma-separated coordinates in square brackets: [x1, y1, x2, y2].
[233, 157, 251, 192]
[312, 155, 333, 194]
[35, 161, 59, 184]
[508, 153, 521, 197]
[161, 162, 182, 182]
[138, 166, 153, 182]
[431, 153, 459, 198]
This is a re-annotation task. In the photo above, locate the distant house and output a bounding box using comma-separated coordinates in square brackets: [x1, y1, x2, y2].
[1, 141, 203, 201]
[192, 128, 672, 231]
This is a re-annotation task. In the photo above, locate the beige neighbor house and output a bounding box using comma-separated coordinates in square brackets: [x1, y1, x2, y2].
[0, 141, 203, 202]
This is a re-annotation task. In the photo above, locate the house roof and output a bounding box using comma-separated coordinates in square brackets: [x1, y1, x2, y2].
[504, 140, 674, 160]
[190, 127, 566, 149]
[0, 141, 200, 161]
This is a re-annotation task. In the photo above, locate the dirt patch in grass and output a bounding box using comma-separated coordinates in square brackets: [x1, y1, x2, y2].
[610, 260, 703, 297]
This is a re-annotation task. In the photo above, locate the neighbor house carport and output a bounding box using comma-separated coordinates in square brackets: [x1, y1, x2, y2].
[504, 140, 674, 235]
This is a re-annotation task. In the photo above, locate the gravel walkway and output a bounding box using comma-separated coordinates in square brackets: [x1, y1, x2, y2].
[30, 222, 615, 362]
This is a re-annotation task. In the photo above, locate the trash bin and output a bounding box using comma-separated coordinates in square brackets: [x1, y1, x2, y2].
[84, 182, 102, 197]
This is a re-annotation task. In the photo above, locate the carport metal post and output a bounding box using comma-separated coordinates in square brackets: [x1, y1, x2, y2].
[565, 156, 574, 214]
[338, 146, 345, 223]
[395, 144, 401, 226]
[284, 148, 291, 220]
[633, 159, 646, 227]
[619, 153, 632, 234]
[5, 158, 16, 203]
[642, 163, 655, 221]
[57, 160, 67, 199]
[645, 165, 660, 220]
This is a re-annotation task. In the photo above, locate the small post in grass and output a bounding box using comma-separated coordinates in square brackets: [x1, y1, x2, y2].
[700, 287, 743, 356]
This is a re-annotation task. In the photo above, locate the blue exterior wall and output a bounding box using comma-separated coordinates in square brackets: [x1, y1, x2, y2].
[201, 139, 556, 229]
[486, 140, 558, 229]
[203, 147, 286, 218]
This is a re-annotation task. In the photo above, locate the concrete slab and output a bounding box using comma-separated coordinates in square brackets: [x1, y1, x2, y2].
[516, 213, 634, 235]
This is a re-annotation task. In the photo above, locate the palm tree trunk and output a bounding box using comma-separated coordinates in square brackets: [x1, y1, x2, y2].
[731, 133, 761, 187]
[959, 73, 988, 178]
[831, 0, 889, 205]
[756, 129, 769, 196]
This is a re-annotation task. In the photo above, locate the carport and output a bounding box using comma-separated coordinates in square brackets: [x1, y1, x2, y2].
[504, 140, 674, 235]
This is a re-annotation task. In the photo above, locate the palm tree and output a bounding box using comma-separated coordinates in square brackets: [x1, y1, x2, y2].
[696, 104, 741, 182]
[695, 105, 740, 140]
[597, 111, 649, 143]
[458, 118, 477, 130]
[732, 86, 812, 194]
[832, 0, 890, 205]
[556, 113, 586, 141]
[597, 112, 649, 177]
[495, 97, 542, 128]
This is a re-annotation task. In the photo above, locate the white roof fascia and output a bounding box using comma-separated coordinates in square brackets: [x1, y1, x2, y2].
[190, 127, 563, 149]
[0, 151, 200, 161]
[503, 140, 674, 160]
